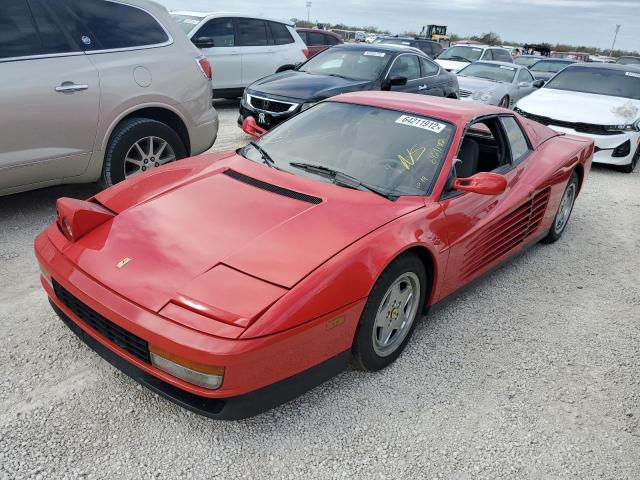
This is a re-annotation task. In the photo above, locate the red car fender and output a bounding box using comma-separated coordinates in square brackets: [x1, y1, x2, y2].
[242, 201, 448, 338]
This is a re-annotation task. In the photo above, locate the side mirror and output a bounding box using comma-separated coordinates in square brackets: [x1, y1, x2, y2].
[453, 172, 507, 195]
[275, 64, 295, 73]
[192, 37, 214, 49]
[532, 79, 545, 88]
[390, 75, 408, 86]
[242, 116, 267, 139]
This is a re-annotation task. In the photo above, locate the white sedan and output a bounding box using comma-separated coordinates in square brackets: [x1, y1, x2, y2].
[515, 64, 640, 173]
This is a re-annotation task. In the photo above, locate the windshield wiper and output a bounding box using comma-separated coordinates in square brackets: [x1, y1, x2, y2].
[289, 162, 395, 200]
[249, 141, 280, 170]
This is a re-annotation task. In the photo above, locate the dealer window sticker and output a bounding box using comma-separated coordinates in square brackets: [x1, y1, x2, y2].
[364, 51, 386, 57]
[625, 71, 640, 78]
[395, 115, 447, 133]
[500, 66, 515, 70]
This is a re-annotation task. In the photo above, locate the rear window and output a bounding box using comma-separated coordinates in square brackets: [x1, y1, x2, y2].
[545, 66, 640, 100]
[269, 22, 294, 45]
[308, 31, 328, 46]
[531, 60, 573, 73]
[61, 0, 169, 50]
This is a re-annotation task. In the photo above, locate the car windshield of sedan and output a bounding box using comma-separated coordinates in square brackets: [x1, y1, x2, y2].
[298, 49, 389, 81]
[545, 67, 640, 100]
[530, 60, 574, 73]
[617, 57, 640, 66]
[458, 63, 516, 83]
[241, 102, 455, 197]
[438, 46, 483, 62]
[170, 14, 203, 34]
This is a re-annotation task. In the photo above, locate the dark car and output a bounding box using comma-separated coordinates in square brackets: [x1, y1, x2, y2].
[616, 56, 640, 66]
[238, 44, 459, 130]
[296, 28, 343, 57]
[377, 37, 443, 59]
[529, 58, 577, 81]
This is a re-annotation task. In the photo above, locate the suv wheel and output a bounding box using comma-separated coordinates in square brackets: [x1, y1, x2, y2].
[101, 118, 187, 188]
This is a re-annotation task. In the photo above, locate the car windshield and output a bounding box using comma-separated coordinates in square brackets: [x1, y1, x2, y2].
[545, 66, 640, 100]
[240, 102, 455, 196]
[438, 46, 483, 62]
[617, 57, 640, 65]
[514, 56, 541, 67]
[458, 63, 517, 82]
[170, 14, 203, 34]
[531, 60, 574, 73]
[298, 49, 389, 81]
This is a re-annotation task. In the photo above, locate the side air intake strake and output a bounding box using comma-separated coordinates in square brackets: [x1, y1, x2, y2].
[461, 188, 551, 280]
[223, 170, 322, 204]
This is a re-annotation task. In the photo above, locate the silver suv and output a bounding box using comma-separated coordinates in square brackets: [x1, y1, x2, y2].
[0, 0, 219, 196]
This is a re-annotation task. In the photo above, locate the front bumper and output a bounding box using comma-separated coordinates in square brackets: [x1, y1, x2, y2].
[547, 127, 640, 167]
[35, 228, 363, 418]
[237, 92, 302, 131]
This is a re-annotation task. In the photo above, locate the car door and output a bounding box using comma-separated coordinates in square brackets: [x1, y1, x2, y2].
[0, 0, 99, 192]
[513, 68, 536, 102]
[417, 56, 446, 96]
[387, 54, 423, 93]
[191, 17, 240, 90]
[236, 17, 274, 85]
[437, 115, 539, 299]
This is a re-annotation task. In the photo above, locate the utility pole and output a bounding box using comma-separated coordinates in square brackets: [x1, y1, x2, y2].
[609, 24, 621, 57]
[306, 1, 312, 24]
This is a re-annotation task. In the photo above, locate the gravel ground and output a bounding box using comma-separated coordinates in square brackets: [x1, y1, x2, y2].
[1, 100, 639, 479]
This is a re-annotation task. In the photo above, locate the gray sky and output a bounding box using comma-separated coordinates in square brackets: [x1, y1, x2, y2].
[157, 0, 638, 53]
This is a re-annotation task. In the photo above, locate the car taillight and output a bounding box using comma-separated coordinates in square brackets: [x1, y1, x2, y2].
[196, 54, 212, 80]
[302, 48, 310, 58]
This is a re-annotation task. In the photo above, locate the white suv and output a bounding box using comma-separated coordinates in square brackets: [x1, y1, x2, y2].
[171, 12, 309, 98]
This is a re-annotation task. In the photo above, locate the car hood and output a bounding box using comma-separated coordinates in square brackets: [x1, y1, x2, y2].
[516, 88, 640, 125]
[248, 71, 372, 101]
[436, 59, 470, 72]
[66, 154, 424, 313]
[457, 76, 507, 94]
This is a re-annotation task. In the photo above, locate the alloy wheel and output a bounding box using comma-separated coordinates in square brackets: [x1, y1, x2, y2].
[124, 136, 176, 178]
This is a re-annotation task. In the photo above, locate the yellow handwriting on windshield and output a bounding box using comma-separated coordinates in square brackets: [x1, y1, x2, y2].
[398, 145, 426, 170]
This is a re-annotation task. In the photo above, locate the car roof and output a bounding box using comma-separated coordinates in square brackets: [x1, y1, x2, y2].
[564, 62, 640, 72]
[169, 11, 293, 25]
[334, 43, 426, 55]
[472, 60, 521, 68]
[329, 91, 508, 126]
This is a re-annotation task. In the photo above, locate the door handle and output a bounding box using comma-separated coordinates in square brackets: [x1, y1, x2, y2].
[55, 82, 89, 93]
[418, 85, 427, 91]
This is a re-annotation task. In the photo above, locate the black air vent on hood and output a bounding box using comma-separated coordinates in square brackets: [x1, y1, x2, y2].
[223, 170, 322, 205]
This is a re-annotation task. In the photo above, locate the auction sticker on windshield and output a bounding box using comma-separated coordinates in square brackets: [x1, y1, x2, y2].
[395, 115, 447, 133]
[625, 72, 640, 78]
[364, 51, 386, 57]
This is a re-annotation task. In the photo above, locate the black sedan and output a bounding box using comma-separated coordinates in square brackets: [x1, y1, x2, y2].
[238, 44, 459, 131]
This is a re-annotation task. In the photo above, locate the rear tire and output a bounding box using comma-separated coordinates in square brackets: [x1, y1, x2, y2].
[351, 253, 427, 371]
[541, 171, 579, 244]
[101, 118, 186, 188]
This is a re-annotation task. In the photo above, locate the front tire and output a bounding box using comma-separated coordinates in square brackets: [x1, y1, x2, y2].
[618, 148, 638, 173]
[499, 96, 510, 108]
[352, 253, 427, 371]
[101, 118, 187, 188]
[541, 171, 579, 244]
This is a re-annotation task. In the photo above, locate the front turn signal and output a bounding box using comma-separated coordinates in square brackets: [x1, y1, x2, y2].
[149, 345, 224, 390]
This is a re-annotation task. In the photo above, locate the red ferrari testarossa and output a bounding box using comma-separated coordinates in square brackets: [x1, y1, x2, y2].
[35, 92, 593, 419]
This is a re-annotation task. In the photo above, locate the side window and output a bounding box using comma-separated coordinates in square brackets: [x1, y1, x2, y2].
[195, 18, 235, 47]
[297, 31, 308, 44]
[516, 69, 533, 83]
[389, 55, 421, 80]
[501, 116, 531, 164]
[495, 49, 512, 62]
[0, 0, 42, 59]
[482, 49, 494, 60]
[237, 18, 269, 46]
[62, 0, 169, 50]
[269, 22, 293, 45]
[308, 31, 326, 46]
[420, 57, 439, 76]
[29, 0, 76, 54]
[326, 35, 339, 46]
